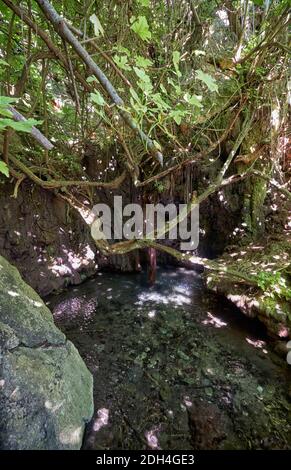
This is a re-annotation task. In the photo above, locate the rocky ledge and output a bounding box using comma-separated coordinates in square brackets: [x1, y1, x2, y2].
[205, 236, 291, 340]
[0, 255, 94, 449]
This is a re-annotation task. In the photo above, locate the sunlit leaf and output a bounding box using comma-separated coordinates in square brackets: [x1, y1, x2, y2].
[137, 0, 150, 6]
[169, 108, 187, 125]
[0, 59, 9, 67]
[113, 55, 131, 71]
[0, 161, 9, 177]
[114, 45, 131, 56]
[195, 69, 218, 92]
[135, 55, 153, 68]
[131, 16, 151, 42]
[90, 91, 106, 106]
[0, 96, 17, 106]
[0, 107, 13, 117]
[8, 118, 42, 132]
[184, 93, 203, 108]
[151, 93, 170, 111]
[86, 75, 97, 83]
[129, 88, 141, 103]
[172, 51, 182, 77]
[133, 67, 151, 83]
[89, 14, 104, 37]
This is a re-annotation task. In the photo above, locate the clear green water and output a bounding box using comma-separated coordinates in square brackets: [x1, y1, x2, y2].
[47, 268, 291, 450]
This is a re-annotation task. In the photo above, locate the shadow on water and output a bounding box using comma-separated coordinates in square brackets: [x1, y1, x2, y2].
[47, 267, 291, 450]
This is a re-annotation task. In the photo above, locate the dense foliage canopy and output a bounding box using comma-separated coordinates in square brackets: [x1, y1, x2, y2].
[0, 0, 290, 261]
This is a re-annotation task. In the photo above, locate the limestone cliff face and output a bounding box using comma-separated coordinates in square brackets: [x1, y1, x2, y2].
[0, 255, 94, 449]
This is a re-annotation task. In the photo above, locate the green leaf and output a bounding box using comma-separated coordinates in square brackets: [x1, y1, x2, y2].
[195, 69, 218, 92]
[0, 161, 9, 177]
[130, 16, 152, 42]
[86, 75, 97, 83]
[160, 84, 167, 94]
[129, 88, 141, 103]
[133, 67, 151, 83]
[0, 107, 13, 117]
[172, 51, 182, 77]
[135, 55, 153, 68]
[0, 96, 17, 106]
[0, 117, 41, 132]
[184, 93, 203, 108]
[169, 108, 187, 125]
[113, 55, 131, 71]
[167, 78, 182, 96]
[9, 118, 42, 132]
[151, 93, 170, 111]
[0, 118, 9, 131]
[113, 45, 131, 56]
[134, 67, 153, 93]
[137, 0, 150, 6]
[172, 50, 181, 66]
[0, 59, 9, 67]
[89, 14, 104, 37]
[90, 91, 106, 106]
[130, 97, 147, 115]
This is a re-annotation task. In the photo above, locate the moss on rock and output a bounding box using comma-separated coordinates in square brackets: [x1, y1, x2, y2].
[205, 237, 291, 338]
[0, 255, 94, 449]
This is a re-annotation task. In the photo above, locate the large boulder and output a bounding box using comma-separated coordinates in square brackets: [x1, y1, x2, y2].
[0, 255, 94, 449]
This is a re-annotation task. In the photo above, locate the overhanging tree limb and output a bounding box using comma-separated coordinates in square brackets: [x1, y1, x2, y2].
[2, 0, 91, 92]
[136, 99, 245, 187]
[8, 106, 54, 150]
[35, 0, 163, 166]
[9, 155, 126, 190]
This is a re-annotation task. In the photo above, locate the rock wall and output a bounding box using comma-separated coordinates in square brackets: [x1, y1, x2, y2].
[0, 181, 137, 296]
[205, 237, 291, 339]
[0, 255, 94, 449]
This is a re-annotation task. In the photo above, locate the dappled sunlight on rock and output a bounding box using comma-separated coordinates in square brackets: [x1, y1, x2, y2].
[202, 312, 228, 328]
[145, 426, 161, 450]
[59, 426, 83, 445]
[93, 408, 109, 433]
[45, 399, 65, 413]
[246, 337, 268, 354]
[7, 290, 20, 297]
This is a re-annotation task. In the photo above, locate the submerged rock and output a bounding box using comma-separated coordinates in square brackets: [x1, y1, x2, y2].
[0, 255, 94, 449]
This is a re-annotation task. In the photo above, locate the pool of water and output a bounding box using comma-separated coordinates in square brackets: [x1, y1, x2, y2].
[47, 267, 291, 449]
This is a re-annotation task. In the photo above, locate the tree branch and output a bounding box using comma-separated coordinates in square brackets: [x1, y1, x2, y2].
[8, 106, 54, 150]
[35, 0, 163, 166]
[9, 155, 126, 189]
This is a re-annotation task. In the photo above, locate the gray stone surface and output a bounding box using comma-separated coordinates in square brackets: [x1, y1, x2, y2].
[0, 255, 94, 449]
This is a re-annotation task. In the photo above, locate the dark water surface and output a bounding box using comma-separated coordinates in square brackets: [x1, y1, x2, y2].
[47, 268, 291, 449]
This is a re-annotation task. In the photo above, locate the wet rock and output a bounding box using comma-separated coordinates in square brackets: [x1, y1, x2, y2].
[187, 399, 232, 449]
[273, 341, 289, 359]
[0, 255, 94, 449]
